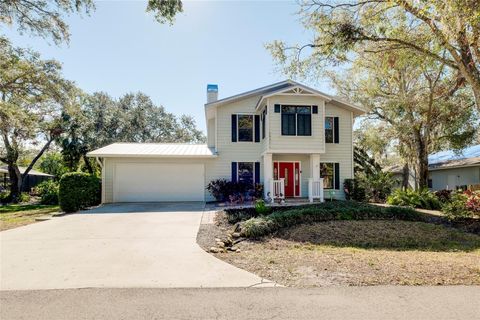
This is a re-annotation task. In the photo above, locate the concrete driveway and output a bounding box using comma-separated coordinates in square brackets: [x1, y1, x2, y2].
[0, 203, 273, 290]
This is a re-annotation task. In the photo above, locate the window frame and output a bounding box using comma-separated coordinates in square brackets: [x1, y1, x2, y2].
[280, 105, 312, 137]
[237, 114, 254, 142]
[237, 161, 255, 186]
[319, 162, 335, 190]
[325, 116, 335, 143]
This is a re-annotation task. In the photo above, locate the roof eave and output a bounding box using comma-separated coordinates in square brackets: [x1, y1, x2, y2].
[86, 153, 218, 159]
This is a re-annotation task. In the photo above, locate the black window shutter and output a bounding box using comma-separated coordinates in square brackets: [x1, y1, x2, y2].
[254, 115, 260, 142]
[254, 162, 260, 184]
[312, 105, 318, 114]
[334, 163, 340, 190]
[334, 117, 339, 144]
[231, 114, 237, 142]
[274, 104, 280, 113]
[231, 162, 237, 182]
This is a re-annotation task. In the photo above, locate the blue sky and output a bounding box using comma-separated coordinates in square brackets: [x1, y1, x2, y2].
[4, 0, 332, 132]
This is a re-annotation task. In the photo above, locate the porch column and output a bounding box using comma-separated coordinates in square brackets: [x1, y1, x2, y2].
[310, 154, 320, 180]
[263, 153, 273, 199]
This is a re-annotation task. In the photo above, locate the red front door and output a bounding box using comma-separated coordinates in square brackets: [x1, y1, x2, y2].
[274, 162, 300, 197]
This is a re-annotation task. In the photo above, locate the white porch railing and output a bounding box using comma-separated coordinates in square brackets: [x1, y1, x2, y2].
[308, 178, 324, 203]
[270, 178, 285, 200]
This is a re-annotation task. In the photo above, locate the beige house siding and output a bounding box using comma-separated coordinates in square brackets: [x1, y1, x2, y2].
[320, 104, 354, 199]
[429, 166, 480, 190]
[207, 118, 216, 148]
[205, 96, 264, 201]
[267, 95, 326, 153]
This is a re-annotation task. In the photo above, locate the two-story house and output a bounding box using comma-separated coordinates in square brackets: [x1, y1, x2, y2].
[88, 80, 365, 203]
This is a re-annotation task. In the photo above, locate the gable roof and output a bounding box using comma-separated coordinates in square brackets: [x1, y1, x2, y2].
[87, 143, 217, 158]
[204, 79, 365, 116]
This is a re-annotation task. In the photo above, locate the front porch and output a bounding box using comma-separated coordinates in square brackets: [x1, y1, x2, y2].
[263, 153, 325, 203]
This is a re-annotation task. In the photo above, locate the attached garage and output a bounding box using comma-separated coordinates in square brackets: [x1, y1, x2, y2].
[87, 143, 217, 203]
[113, 162, 205, 202]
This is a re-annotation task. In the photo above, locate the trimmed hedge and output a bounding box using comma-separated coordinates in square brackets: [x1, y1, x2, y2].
[59, 172, 101, 212]
[235, 201, 424, 238]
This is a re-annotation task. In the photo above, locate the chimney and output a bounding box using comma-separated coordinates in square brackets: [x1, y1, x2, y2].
[207, 84, 218, 103]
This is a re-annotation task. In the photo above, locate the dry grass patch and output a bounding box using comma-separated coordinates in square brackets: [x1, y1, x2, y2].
[0, 204, 60, 231]
[214, 220, 480, 287]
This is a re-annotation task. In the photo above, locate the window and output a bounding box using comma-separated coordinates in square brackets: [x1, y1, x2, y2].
[320, 163, 334, 189]
[238, 115, 253, 142]
[281, 105, 312, 136]
[238, 162, 254, 185]
[428, 179, 433, 188]
[325, 117, 334, 143]
[261, 108, 267, 139]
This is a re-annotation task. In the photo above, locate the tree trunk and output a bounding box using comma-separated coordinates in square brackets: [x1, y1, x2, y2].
[7, 165, 22, 203]
[414, 132, 429, 190]
[82, 154, 94, 174]
[20, 137, 55, 189]
[401, 163, 410, 190]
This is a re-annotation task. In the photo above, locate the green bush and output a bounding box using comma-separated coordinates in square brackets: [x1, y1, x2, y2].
[387, 188, 441, 210]
[59, 172, 101, 212]
[19, 192, 30, 203]
[240, 201, 423, 238]
[344, 178, 366, 202]
[255, 199, 271, 215]
[442, 192, 468, 219]
[36, 180, 59, 205]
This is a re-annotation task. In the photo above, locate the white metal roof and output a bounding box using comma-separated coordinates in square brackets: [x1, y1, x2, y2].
[0, 166, 54, 177]
[86, 143, 217, 158]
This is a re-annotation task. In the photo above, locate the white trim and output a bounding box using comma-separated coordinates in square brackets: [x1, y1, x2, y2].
[273, 161, 302, 197]
[88, 154, 218, 159]
[262, 149, 325, 155]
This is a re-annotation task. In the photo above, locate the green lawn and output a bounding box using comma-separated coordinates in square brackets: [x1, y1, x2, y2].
[0, 204, 60, 231]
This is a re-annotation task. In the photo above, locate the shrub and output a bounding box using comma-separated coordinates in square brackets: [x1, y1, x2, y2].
[206, 179, 263, 202]
[255, 199, 271, 215]
[36, 180, 59, 205]
[19, 192, 30, 203]
[464, 190, 480, 215]
[387, 188, 441, 210]
[435, 189, 452, 204]
[356, 171, 395, 203]
[59, 172, 101, 212]
[240, 201, 422, 238]
[344, 178, 366, 202]
[442, 192, 470, 219]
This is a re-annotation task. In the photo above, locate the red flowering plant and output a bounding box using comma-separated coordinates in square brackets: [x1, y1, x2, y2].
[464, 190, 480, 216]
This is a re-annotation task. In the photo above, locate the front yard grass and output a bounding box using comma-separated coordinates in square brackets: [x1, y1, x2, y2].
[0, 204, 60, 231]
[199, 212, 480, 287]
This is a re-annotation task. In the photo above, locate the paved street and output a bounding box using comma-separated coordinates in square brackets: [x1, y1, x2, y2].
[1, 286, 479, 320]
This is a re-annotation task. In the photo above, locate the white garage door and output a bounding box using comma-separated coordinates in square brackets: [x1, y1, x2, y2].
[113, 162, 205, 202]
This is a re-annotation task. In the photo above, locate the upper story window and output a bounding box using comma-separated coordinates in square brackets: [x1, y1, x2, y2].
[261, 108, 267, 139]
[238, 115, 253, 142]
[325, 117, 334, 143]
[281, 105, 312, 136]
[325, 116, 339, 143]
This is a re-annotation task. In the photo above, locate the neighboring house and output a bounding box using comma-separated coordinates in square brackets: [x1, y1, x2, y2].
[87, 80, 365, 203]
[386, 145, 480, 191]
[0, 166, 54, 192]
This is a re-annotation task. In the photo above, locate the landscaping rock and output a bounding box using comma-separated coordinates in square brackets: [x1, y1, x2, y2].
[209, 247, 221, 253]
[227, 246, 239, 251]
[231, 232, 241, 238]
[216, 241, 225, 248]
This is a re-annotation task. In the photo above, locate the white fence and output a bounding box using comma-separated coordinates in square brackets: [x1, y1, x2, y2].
[308, 178, 324, 203]
[270, 178, 285, 200]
